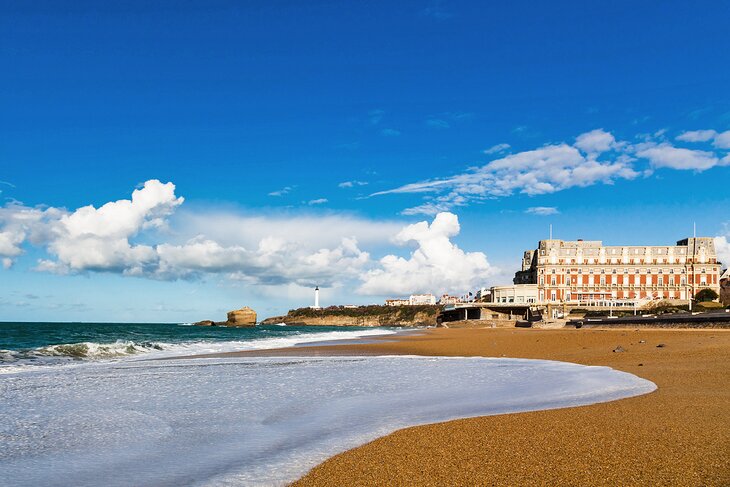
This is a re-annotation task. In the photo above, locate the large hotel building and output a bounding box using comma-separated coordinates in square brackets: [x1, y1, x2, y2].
[509, 237, 722, 304]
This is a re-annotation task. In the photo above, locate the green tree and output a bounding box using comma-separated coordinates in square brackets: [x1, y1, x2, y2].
[694, 288, 719, 302]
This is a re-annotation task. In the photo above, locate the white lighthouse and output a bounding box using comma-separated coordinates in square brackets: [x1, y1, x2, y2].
[314, 286, 320, 309]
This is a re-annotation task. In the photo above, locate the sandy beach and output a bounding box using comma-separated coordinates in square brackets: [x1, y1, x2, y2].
[249, 327, 730, 486]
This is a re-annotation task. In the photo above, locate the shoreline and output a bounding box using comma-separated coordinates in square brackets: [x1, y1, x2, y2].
[214, 326, 730, 486]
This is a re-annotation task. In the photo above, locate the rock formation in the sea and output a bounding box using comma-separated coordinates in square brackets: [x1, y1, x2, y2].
[226, 307, 257, 326]
[259, 305, 440, 327]
[194, 306, 257, 327]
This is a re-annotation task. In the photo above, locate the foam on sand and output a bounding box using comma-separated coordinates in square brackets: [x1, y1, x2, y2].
[0, 355, 656, 486]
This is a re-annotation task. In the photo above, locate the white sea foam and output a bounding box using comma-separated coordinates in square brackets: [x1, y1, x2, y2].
[0, 355, 656, 486]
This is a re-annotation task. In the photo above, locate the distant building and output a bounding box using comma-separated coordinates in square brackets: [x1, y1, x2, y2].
[385, 293, 438, 306]
[513, 237, 721, 303]
[513, 250, 537, 284]
[475, 287, 491, 302]
[438, 294, 462, 305]
[490, 284, 539, 304]
[409, 293, 437, 305]
[721, 269, 730, 306]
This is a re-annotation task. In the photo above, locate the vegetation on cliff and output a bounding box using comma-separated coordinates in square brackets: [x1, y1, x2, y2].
[262, 305, 441, 326]
[288, 305, 439, 319]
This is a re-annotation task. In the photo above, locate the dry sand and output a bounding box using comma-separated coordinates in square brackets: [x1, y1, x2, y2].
[280, 327, 730, 486]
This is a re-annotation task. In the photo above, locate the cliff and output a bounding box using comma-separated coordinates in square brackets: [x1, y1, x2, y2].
[260, 305, 440, 327]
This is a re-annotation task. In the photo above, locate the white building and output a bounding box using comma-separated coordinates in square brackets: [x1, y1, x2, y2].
[385, 294, 437, 306]
[409, 294, 437, 305]
[490, 284, 539, 304]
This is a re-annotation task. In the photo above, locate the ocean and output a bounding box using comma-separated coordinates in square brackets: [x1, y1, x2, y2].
[0, 322, 657, 486]
[0, 321, 397, 372]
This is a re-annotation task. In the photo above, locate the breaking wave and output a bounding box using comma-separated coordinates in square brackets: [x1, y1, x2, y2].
[0, 327, 397, 372]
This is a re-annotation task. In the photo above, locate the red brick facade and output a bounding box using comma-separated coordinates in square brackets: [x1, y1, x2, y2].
[517, 238, 721, 304]
[721, 269, 730, 306]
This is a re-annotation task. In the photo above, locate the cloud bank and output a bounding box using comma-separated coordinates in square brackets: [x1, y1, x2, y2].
[0, 181, 490, 296]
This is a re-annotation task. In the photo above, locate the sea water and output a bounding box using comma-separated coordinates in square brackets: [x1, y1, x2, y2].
[0, 352, 656, 486]
[0, 322, 397, 372]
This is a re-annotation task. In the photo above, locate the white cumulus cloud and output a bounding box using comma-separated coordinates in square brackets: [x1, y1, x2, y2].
[676, 129, 718, 142]
[0, 180, 405, 289]
[636, 144, 722, 171]
[373, 127, 730, 215]
[574, 129, 617, 154]
[44, 179, 184, 274]
[526, 206, 559, 216]
[358, 212, 494, 296]
[714, 130, 730, 149]
[384, 139, 639, 215]
[0, 204, 65, 265]
[676, 129, 730, 149]
[484, 143, 510, 155]
[307, 198, 328, 205]
[338, 180, 368, 188]
[156, 235, 369, 286]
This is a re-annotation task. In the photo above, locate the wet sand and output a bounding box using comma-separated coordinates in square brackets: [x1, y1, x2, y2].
[191, 327, 730, 485]
[271, 327, 730, 486]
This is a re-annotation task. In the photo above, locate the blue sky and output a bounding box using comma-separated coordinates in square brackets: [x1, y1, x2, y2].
[1, 0, 729, 322]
